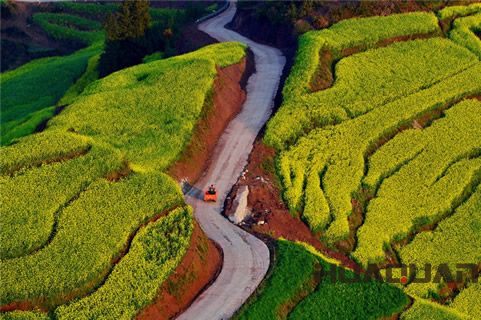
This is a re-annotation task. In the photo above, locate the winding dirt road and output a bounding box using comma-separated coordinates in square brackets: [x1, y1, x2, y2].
[177, 2, 285, 320]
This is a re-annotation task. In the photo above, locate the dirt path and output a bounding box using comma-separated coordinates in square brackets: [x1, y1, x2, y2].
[177, 2, 285, 320]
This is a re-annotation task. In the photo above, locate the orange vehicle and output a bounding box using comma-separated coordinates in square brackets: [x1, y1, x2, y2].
[204, 184, 218, 202]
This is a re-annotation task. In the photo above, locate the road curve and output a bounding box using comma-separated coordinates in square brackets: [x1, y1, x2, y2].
[177, 2, 285, 320]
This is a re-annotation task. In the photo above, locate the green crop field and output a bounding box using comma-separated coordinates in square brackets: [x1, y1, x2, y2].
[260, 5, 481, 319]
[1, 2, 186, 146]
[3, 1, 481, 319]
[236, 240, 408, 320]
[0, 41, 246, 317]
[0, 47, 98, 145]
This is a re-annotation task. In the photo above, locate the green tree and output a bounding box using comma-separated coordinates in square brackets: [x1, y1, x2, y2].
[105, 0, 150, 41]
[99, 0, 151, 77]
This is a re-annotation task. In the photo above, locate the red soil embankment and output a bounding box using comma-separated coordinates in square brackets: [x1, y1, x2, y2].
[136, 220, 222, 320]
[224, 140, 359, 271]
[168, 56, 249, 184]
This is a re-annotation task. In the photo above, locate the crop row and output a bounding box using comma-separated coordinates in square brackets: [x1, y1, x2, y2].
[0, 311, 50, 320]
[451, 283, 481, 319]
[55, 206, 193, 319]
[449, 13, 481, 58]
[354, 99, 481, 264]
[437, 2, 481, 20]
[55, 1, 181, 22]
[398, 181, 481, 297]
[0, 209, 192, 320]
[0, 130, 91, 175]
[265, 12, 442, 150]
[267, 38, 476, 151]
[32, 13, 104, 45]
[33, 13, 101, 31]
[56, 1, 120, 16]
[277, 63, 481, 242]
[1, 173, 183, 306]
[0, 144, 122, 259]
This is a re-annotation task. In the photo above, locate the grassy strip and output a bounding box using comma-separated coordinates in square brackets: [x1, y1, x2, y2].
[235, 240, 320, 320]
[236, 240, 408, 320]
[0, 107, 56, 147]
[354, 99, 481, 264]
[55, 207, 193, 319]
[57, 53, 100, 106]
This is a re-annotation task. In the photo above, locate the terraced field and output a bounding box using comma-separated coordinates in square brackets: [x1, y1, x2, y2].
[0, 40, 247, 318]
[0, 2, 184, 145]
[263, 3, 481, 318]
